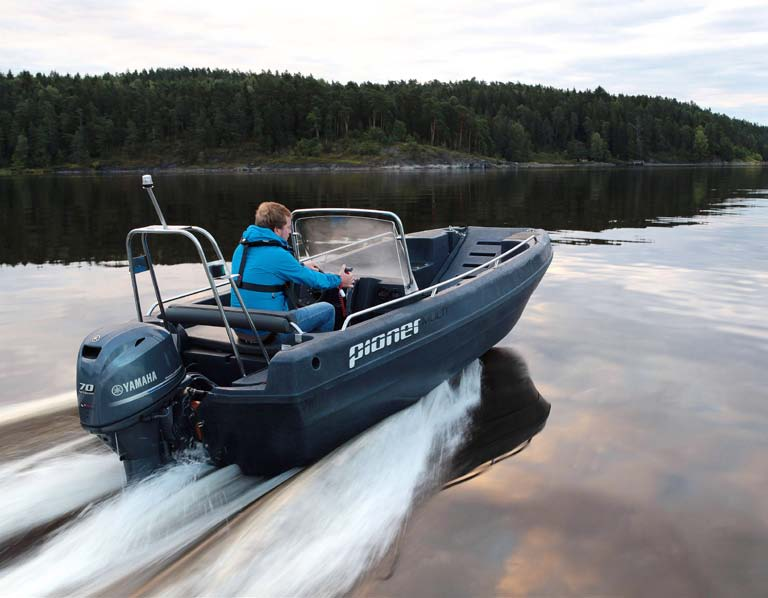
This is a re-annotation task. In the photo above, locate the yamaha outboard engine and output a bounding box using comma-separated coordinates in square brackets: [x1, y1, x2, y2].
[76, 321, 189, 482]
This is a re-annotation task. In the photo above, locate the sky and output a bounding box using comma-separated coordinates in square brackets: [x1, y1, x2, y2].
[2, 0, 768, 125]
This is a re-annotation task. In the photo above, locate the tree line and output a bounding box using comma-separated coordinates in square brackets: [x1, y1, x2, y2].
[1, 68, 766, 168]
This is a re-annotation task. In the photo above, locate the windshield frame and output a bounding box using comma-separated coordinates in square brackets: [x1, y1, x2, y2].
[291, 208, 418, 293]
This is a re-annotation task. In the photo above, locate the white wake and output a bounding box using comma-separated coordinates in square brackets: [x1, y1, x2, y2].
[0, 457, 296, 596]
[0, 441, 124, 544]
[0, 360, 482, 597]
[163, 359, 483, 597]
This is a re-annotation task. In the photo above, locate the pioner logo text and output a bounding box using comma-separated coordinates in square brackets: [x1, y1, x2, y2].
[348, 319, 421, 369]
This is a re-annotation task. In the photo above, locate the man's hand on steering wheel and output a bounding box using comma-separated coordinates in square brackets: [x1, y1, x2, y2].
[339, 264, 356, 288]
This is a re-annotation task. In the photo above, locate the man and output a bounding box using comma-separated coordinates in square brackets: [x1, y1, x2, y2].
[231, 201, 355, 341]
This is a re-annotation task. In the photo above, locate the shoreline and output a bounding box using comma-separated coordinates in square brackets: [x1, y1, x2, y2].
[2, 159, 764, 177]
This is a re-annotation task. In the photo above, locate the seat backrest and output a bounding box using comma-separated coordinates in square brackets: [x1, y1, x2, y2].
[164, 303, 296, 333]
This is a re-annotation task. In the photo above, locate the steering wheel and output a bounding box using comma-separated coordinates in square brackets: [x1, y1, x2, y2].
[295, 284, 325, 307]
[298, 266, 356, 315]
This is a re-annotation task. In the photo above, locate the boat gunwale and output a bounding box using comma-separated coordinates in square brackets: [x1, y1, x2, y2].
[340, 229, 541, 329]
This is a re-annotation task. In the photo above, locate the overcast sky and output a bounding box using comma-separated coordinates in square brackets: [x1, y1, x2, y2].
[3, 0, 767, 124]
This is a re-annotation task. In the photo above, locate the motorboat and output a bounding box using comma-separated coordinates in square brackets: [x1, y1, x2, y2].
[76, 175, 553, 481]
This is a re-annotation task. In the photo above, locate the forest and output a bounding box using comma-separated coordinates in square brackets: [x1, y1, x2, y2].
[1, 68, 766, 169]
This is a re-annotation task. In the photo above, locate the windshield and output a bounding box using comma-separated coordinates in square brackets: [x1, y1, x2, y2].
[293, 215, 415, 289]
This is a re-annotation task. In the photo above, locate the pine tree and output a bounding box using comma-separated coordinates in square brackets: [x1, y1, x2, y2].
[11, 133, 28, 168]
[0, 69, 765, 166]
[70, 125, 90, 164]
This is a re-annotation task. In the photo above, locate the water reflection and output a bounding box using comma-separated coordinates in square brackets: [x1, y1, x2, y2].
[352, 347, 549, 594]
[445, 347, 550, 489]
[354, 191, 768, 597]
[2, 166, 766, 265]
[1, 168, 767, 596]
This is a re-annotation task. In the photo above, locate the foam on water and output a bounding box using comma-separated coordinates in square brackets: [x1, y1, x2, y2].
[0, 444, 125, 544]
[0, 361, 481, 596]
[1, 458, 264, 595]
[163, 359, 483, 597]
[1, 450, 299, 596]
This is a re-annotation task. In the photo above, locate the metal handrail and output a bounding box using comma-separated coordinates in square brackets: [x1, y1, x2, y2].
[292, 208, 408, 236]
[340, 234, 537, 330]
[146, 279, 232, 317]
[127, 224, 272, 375]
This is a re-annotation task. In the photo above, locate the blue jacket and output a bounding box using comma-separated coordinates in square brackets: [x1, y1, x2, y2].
[230, 225, 342, 312]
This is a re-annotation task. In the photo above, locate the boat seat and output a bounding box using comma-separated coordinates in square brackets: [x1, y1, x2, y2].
[184, 325, 283, 357]
[406, 229, 451, 288]
[164, 303, 298, 333]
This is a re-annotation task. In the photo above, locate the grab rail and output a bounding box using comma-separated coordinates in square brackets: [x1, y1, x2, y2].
[127, 225, 276, 375]
[146, 278, 233, 317]
[340, 234, 537, 330]
[128, 175, 276, 375]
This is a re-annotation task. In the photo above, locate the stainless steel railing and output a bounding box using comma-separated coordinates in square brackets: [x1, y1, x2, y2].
[127, 224, 272, 376]
[340, 234, 537, 330]
[146, 279, 231, 317]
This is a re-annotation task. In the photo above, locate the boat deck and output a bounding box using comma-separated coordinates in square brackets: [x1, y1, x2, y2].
[437, 227, 536, 282]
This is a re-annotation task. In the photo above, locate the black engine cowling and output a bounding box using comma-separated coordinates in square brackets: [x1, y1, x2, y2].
[76, 321, 189, 481]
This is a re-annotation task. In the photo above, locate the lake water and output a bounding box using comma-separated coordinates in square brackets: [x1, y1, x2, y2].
[0, 166, 766, 596]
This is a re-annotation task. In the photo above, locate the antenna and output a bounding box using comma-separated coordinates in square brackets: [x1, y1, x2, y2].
[141, 174, 168, 229]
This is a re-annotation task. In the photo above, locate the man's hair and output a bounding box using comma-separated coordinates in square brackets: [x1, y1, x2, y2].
[255, 202, 291, 230]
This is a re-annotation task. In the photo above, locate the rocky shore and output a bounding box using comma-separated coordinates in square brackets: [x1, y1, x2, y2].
[2, 155, 763, 177]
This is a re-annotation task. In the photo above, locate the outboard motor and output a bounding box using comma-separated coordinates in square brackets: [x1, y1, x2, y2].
[76, 321, 189, 482]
